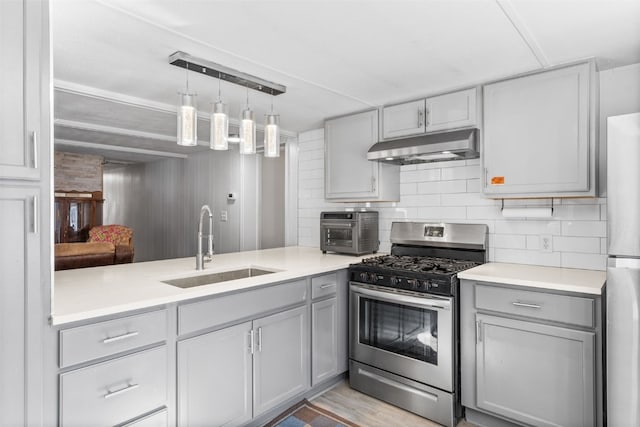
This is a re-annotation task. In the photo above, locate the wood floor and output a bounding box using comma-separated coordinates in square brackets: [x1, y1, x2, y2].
[311, 380, 476, 427]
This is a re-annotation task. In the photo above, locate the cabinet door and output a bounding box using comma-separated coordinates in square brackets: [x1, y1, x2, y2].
[483, 63, 592, 197]
[312, 298, 338, 386]
[177, 322, 253, 427]
[476, 313, 595, 427]
[425, 88, 477, 132]
[253, 306, 309, 416]
[382, 99, 426, 139]
[0, 0, 42, 180]
[325, 109, 380, 199]
[0, 186, 40, 427]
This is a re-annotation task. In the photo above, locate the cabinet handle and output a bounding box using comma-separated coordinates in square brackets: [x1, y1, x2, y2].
[417, 109, 424, 127]
[249, 329, 255, 354]
[476, 319, 482, 343]
[104, 383, 139, 399]
[371, 176, 376, 192]
[31, 196, 38, 234]
[425, 108, 430, 127]
[102, 331, 139, 344]
[257, 327, 263, 352]
[484, 168, 489, 188]
[32, 131, 38, 169]
[512, 301, 542, 309]
[320, 283, 335, 289]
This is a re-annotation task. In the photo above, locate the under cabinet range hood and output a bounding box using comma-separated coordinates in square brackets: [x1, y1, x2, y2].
[367, 128, 479, 165]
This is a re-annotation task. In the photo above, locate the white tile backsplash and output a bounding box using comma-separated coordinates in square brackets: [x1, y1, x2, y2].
[296, 129, 608, 270]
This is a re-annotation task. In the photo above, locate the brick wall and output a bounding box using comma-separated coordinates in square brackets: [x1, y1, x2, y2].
[54, 151, 103, 192]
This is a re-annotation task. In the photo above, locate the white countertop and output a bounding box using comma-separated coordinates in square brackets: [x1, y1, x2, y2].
[53, 246, 372, 325]
[458, 262, 606, 295]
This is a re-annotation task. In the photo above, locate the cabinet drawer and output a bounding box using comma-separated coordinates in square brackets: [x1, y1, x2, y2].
[60, 346, 167, 427]
[475, 284, 594, 328]
[311, 273, 337, 299]
[120, 408, 168, 427]
[179, 279, 308, 335]
[59, 309, 167, 368]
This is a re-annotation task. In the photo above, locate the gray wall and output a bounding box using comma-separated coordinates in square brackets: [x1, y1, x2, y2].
[103, 147, 264, 262]
[261, 154, 286, 249]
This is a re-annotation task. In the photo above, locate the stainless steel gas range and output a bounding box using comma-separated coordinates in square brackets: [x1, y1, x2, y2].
[348, 222, 488, 427]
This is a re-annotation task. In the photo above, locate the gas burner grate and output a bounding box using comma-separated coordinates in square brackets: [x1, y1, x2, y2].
[361, 255, 479, 276]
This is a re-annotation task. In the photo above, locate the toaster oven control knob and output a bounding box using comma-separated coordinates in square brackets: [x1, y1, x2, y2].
[390, 276, 398, 286]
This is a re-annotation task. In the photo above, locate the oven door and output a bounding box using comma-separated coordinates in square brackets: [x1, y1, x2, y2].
[321, 220, 356, 253]
[350, 283, 454, 392]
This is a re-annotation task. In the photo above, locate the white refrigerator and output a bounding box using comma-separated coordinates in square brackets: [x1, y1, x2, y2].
[607, 112, 640, 426]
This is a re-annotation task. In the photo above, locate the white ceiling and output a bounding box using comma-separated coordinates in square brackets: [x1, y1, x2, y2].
[52, 0, 640, 162]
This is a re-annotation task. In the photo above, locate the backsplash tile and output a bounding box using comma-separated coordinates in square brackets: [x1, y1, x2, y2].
[297, 129, 608, 271]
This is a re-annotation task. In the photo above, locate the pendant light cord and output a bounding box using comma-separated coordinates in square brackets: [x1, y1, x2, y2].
[185, 61, 189, 92]
[218, 72, 222, 101]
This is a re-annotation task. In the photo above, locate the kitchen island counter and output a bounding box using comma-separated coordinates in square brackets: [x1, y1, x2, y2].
[458, 262, 606, 295]
[54, 246, 371, 325]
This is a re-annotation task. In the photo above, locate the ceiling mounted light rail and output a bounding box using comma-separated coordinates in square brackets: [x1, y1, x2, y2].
[169, 51, 286, 96]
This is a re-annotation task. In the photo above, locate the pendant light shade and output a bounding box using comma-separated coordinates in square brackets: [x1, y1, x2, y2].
[264, 113, 280, 158]
[210, 101, 229, 150]
[239, 108, 256, 155]
[177, 92, 198, 146]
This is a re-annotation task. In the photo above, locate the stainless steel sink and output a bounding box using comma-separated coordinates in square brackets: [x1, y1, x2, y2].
[162, 267, 276, 289]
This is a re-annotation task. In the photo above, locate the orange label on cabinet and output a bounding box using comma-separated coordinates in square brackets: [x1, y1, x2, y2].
[491, 176, 505, 185]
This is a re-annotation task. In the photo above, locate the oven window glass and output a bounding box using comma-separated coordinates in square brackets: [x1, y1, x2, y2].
[323, 227, 352, 247]
[359, 297, 438, 365]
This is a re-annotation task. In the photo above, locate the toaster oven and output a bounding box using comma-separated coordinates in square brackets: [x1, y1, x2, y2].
[320, 211, 379, 255]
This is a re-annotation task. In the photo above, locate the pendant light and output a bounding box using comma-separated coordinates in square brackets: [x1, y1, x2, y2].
[210, 72, 229, 150]
[177, 62, 198, 146]
[239, 85, 256, 155]
[264, 90, 280, 158]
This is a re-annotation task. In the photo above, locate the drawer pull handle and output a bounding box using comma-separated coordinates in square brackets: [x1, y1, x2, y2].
[102, 331, 139, 344]
[320, 283, 335, 289]
[512, 301, 541, 309]
[104, 383, 139, 399]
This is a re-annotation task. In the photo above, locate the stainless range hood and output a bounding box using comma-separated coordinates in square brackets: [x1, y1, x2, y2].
[367, 128, 479, 165]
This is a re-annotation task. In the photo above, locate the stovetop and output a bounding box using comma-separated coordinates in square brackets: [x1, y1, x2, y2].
[349, 254, 480, 297]
[360, 255, 479, 275]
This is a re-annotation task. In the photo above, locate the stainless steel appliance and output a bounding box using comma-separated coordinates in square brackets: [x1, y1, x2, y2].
[320, 211, 379, 255]
[606, 112, 640, 426]
[349, 222, 487, 427]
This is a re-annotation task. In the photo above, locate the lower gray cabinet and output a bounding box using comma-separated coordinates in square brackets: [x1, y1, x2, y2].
[254, 305, 310, 415]
[475, 313, 595, 427]
[177, 305, 309, 424]
[311, 297, 338, 385]
[177, 322, 252, 427]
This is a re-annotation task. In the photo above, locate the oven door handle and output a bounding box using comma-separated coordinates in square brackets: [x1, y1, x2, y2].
[351, 284, 451, 311]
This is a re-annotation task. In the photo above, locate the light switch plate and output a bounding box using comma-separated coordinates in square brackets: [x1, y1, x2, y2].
[220, 210, 228, 222]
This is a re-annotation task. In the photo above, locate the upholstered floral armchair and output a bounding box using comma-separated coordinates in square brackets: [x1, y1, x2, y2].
[88, 225, 134, 264]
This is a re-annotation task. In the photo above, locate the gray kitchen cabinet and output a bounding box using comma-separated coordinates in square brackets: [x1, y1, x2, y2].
[310, 269, 349, 386]
[460, 280, 602, 427]
[177, 321, 253, 427]
[311, 298, 338, 386]
[254, 305, 310, 415]
[482, 61, 597, 198]
[0, 0, 45, 180]
[381, 88, 478, 140]
[475, 314, 595, 427]
[0, 0, 51, 424]
[0, 186, 40, 427]
[325, 109, 399, 201]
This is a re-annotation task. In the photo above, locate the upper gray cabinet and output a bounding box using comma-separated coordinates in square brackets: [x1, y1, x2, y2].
[482, 62, 597, 198]
[382, 87, 478, 140]
[0, 0, 44, 181]
[325, 109, 399, 201]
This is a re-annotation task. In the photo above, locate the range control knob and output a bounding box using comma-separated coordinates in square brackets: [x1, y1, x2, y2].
[359, 272, 368, 282]
[407, 279, 418, 289]
[371, 274, 380, 283]
[389, 276, 399, 286]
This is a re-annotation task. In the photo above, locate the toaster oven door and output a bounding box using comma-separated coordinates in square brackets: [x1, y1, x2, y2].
[321, 220, 356, 253]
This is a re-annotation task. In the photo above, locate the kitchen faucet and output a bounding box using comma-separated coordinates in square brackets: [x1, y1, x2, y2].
[196, 204, 214, 270]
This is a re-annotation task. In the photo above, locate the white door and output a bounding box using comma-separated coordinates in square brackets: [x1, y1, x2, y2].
[382, 99, 426, 139]
[311, 298, 338, 386]
[425, 88, 477, 132]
